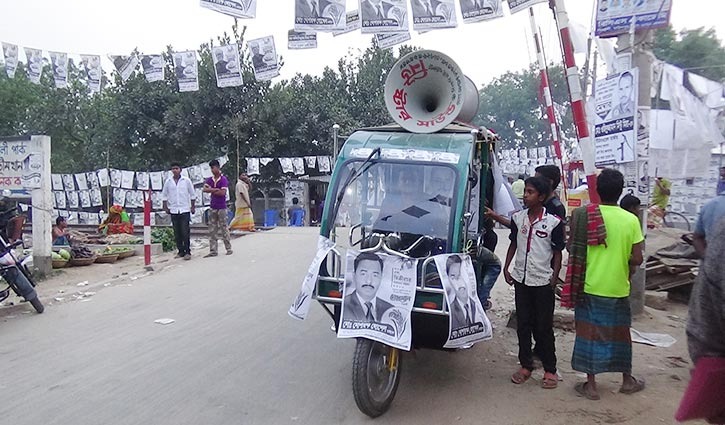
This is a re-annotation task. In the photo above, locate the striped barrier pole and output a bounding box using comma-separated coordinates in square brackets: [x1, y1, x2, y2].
[143, 190, 151, 266]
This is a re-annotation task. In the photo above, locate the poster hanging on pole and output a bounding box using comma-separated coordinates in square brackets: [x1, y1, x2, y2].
[247, 36, 280, 81]
[595, 0, 672, 38]
[294, 0, 346, 32]
[337, 250, 418, 351]
[333, 9, 361, 36]
[459, 0, 504, 23]
[200, 0, 257, 18]
[360, 0, 409, 34]
[212, 44, 243, 87]
[2, 43, 19, 78]
[141, 55, 165, 83]
[506, 0, 546, 15]
[172, 51, 199, 92]
[288, 31, 318, 50]
[411, 0, 458, 31]
[594, 69, 638, 167]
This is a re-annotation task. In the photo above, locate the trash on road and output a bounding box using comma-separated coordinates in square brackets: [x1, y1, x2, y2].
[154, 318, 175, 325]
[76, 281, 89, 287]
[631, 328, 677, 348]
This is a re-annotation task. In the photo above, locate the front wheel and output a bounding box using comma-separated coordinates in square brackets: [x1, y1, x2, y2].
[29, 297, 44, 314]
[351, 338, 402, 418]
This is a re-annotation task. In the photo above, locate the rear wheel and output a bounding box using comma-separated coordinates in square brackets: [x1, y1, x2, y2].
[351, 338, 401, 418]
[663, 211, 691, 231]
[29, 297, 44, 313]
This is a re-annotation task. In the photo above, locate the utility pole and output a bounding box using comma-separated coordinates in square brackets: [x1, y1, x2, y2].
[617, 29, 655, 316]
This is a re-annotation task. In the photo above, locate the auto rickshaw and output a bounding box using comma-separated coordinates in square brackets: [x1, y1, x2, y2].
[310, 51, 500, 418]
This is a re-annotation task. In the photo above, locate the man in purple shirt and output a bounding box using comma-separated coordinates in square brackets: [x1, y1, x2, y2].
[202, 159, 233, 257]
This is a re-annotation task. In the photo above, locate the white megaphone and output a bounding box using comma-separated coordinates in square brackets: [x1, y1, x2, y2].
[384, 50, 479, 134]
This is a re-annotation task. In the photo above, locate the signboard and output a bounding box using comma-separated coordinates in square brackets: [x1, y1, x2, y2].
[595, 0, 672, 37]
[594, 69, 638, 167]
[0, 138, 35, 191]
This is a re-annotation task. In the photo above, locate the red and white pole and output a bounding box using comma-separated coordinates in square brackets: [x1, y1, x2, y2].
[548, 0, 600, 203]
[143, 190, 151, 266]
[529, 7, 568, 199]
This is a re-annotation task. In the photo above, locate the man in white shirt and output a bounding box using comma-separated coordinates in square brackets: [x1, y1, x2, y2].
[162, 162, 196, 260]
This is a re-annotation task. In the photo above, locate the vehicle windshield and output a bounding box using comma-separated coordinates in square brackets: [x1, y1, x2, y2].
[330, 161, 457, 242]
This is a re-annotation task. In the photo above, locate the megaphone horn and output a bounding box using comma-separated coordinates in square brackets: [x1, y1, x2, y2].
[384, 50, 479, 133]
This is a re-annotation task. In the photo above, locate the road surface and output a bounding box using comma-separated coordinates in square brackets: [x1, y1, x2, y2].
[0, 228, 691, 425]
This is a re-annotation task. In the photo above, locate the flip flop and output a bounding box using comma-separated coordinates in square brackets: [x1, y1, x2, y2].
[575, 382, 601, 400]
[619, 376, 646, 394]
[511, 368, 531, 385]
[542, 372, 558, 389]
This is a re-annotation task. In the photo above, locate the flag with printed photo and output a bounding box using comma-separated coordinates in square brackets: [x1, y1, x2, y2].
[97, 168, 110, 187]
[304, 156, 317, 168]
[121, 170, 135, 189]
[86, 171, 100, 189]
[212, 44, 243, 88]
[140, 54, 165, 82]
[279, 158, 294, 174]
[317, 155, 331, 172]
[109, 55, 139, 82]
[90, 188, 102, 207]
[75, 173, 88, 190]
[200, 0, 256, 18]
[2, 42, 19, 78]
[288, 30, 318, 50]
[360, 0, 408, 33]
[109, 169, 121, 188]
[81, 54, 102, 92]
[151, 191, 163, 210]
[292, 157, 306, 175]
[506, 0, 546, 14]
[62, 174, 75, 191]
[172, 51, 199, 92]
[246, 158, 260, 175]
[67, 212, 79, 224]
[150, 172, 164, 191]
[67, 191, 79, 209]
[51, 174, 63, 191]
[294, 0, 346, 32]
[411, 0, 458, 31]
[53, 191, 66, 209]
[79, 190, 91, 208]
[375, 32, 411, 49]
[248, 36, 280, 81]
[136, 171, 150, 190]
[49, 51, 69, 88]
[333, 9, 361, 36]
[24, 47, 43, 84]
[113, 188, 127, 207]
[459, 0, 504, 23]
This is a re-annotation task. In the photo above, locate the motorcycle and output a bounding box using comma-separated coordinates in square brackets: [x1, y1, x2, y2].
[0, 236, 44, 314]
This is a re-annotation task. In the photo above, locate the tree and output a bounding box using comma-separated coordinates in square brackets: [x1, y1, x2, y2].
[654, 26, 725, 81]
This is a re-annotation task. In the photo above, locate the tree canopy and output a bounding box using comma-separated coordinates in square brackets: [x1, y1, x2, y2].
[654, 26, 725, 82]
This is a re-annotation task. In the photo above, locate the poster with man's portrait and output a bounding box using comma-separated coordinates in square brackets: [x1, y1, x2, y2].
[359, 0, 408, 33]
[317, 156, 331, 173]
[212, 44, 243, 88]
[90, 188, 103, 207]
[62, 174, 75, 191]
[247, 36, 280, 81]
[172, 51, 199, 92]
[121, 170, 135, 189]
[75, 173, 88, 191]
[136, 171, 149, 191]
[67, 191, 79, 209]
[411, 0, 458, 31]
[24, 47, 43, 85]
[81, 54, 102, 93]
[594, 69, 638, 166]
[188, 165, 205, 185]
[109, 169, 122, 188]
[108, 54, 139, 82]
[140, 54, 165, 83]
[2, 42, 19, 78]
[434, 253, 492, 348]
[150, 171, 164, 191]
[97, 168, 110, 187]
[113, 188, 127, 207]
[200, 0, 256, 18]
[151, 191, 163, 210]
[295, 0, 346, 32]
[459, 0, 503, 23]
[54, 191, 66, 209]
[79, 190, 91, 208]
[51, 174, 63, 191]
[337, 250, 418, 350]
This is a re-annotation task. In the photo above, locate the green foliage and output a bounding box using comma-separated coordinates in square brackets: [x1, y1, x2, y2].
[654, 26, 725, 81]
[151, 227, 176, 252]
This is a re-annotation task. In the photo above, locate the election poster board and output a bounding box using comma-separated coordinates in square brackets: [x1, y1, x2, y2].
[593, 69, 638, 167]
[595, 0, 672, 38]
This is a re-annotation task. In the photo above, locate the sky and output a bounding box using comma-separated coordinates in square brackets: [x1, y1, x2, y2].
[1, 0, 724, 88]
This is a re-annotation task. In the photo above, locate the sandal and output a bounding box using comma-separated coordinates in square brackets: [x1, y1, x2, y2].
[511, 368, 532, 384]
[575, 382, 601, 400]
[619, 376, 646, 394]
[542, 372, 558, 389]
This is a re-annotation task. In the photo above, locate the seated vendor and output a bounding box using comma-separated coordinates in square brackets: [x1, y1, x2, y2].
[52, 217, 71, 245]
[98, 205, 134, 235]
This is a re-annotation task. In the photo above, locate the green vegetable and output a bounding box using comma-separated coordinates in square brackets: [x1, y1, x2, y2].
[52, 252, 62, 260]
[59, 249, 71, 260]
[151, 227, 176, 252]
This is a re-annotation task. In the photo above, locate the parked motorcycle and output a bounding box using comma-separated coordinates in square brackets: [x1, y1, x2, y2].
[0, 236, 44, 313]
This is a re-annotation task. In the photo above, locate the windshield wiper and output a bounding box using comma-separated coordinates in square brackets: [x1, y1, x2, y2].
[331, 147, 381, 224]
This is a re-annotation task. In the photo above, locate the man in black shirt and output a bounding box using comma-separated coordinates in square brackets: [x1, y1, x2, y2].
[535, 165, 567, 221]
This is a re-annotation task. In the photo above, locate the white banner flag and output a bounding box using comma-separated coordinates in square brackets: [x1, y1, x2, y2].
[200, 0, 257, 18]
[24, 47, 43, 85]
[172, 51, 199, 92]
[246, 158, 260, 175]
[260, 157, 274, 166]
[304, 156, 317, 168]
[375, 32, 411, 49]
[74, 173, 88, 190]
[136, 171, 150, 190]
[279, 158, 294, 173]
[150, 171, 164, 191]
[2, 43, 19, 78]
[292, 157, 306, 175]
[67, 191, 79, 209]
[109, 55, 139, 82]
[79, 190, 91, 208]
[81, 54, 102, 92]
[97, 168, 110, 187]
[460, 0, 504, 23]
[140, 54, 165, 83]
[295, 0, 346, 32]
[51, 174, 63, 191]
[53, 191, 66, 209]
[248, 36, 280, 81]
[90, 188, 103, 206]
[121, 170, 135, 189]
[360, 0, 409, 33]
[411, 0, 458, 31]
[317, 155, 331, 172]
[506, 0, 546, 14]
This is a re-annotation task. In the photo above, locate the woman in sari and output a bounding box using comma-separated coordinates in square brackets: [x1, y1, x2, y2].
[229, 173, 256, 232]
[98, 204, 134, 235]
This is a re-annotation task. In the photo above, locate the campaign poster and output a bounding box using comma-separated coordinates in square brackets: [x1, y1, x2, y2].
[359, 0, 409, 34]
[24, 47, 43, 85]
[75, 173, 88, 191]
[151, 191, 163, 210]
[51, 174, 63, 191]
[246, 158, 260, 175]
[434, 253, 492, 348]
[49, 52, 68, 88]
[200, 0, 256, 18]
[288, 236, 337, 320]
[333, 9, 361, 36]
[593, 69, 638, 167]
[318, 156, 331, 173]
[54, 191, 66, 209]
[90, 188, 103, 207]
[595, 0, 672, 37]
[79, 190, 91, 208]
[506, 0, 546, 14]
[140, 54, 165, 83]
[294, 0, 346, 32]
[81, 54, 102, 93]
[247, 36, 280, 81]
[337, 250, 418, 351]
[375, 32, 411, 49]
[172, 51, 199, 92]
[62, 174, 75, 191]
[288, 30, 318, 50]
[212, 44, 243, 88]
[109, 55, 139, 82]
[279, 157, 294, 174]
[150, 171, 164, 191]
[292, 157, 306, 175]
[97, 168, 110, 187]
[411, 0, 457, 31]
[304, 156, 317, 169]
[67, 191, 79, 209]
[113, 188, 127, 207]
[459, 0, 503, 23]
[120, 170, 135, 189]
[2, 42, 19, 78]
[136, 171, 150, 191]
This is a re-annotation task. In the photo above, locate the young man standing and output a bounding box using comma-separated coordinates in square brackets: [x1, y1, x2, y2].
[571, 169, 645, 400]
[534, 165, 567, 220]
[162, 162, 196, 260]
[504, 176, 565, 390]
[203, 159, 232, 257]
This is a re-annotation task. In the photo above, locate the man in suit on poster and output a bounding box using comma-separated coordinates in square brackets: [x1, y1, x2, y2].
[460, 0, 494, 15]
[296, 0, 333, 18]
[447, 255, 478, 329]
[361, 0, 395, 20]
[412, 0, 443, 18]
[343, 252, 394, 322]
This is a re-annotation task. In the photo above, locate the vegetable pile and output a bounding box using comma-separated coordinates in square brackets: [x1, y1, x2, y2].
[151, 228, 176, 252]
[71, 246, 95, 259]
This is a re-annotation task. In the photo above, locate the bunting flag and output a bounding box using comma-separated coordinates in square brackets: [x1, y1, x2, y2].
[333, 9, 361, 36]
[200, 0, 257, 19]
[90, 188, 103, 206]
[53, 191, 66, 209]
[51, 174, 63, 191]
[113, 188, 127, 206]
[67, 191, 79, 209]
[304, 156, 317, 168]
[121, 170, 135, 189]
[411, 0, 458, 31]
[75, 173, 88, 190]
[136, 171, 150, 190]
[49, 51, 69, 89]
[79, 190, 91, 208]
[2, 42, 19, 78]
[247, 157, 260, 175]
[141, 54, 165, 83]
[292, 157, 305, 175]
[97, 168, 110, 187]
[212, 44, 243, 88]
[279, 157, 294, 173]
[62, 174, 75, 191]
[360, 0, 409, 34]
[460, 0, 504, 23]
[260, 157, 274, 166]
[294, 0, 346, 32]
[150, 172, 164, 191]
[317, 155, 331, 172]
[247, 36, 280, 81]
[81, 54, 102, 92]
[172, 51, 200, 92]
[109, 54, 139, 82]
[24, 47, 43, 84]
[288, 30, 318, 50]
[109, 169, 122, 188]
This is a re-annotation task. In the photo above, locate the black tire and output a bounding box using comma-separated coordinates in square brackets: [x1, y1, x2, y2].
[29, 297, 44, 314]
[351, 338, 402, 418]
[663, 211, 691, 231]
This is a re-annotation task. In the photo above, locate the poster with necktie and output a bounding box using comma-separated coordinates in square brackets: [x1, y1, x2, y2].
[411, 0, 458, 31]
[459, 0, 504, 24]
[295, 0, 346, 32]
[359, 0, 409, 34]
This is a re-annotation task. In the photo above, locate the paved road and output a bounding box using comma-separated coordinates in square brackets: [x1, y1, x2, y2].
[0, 228, 689, 425]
